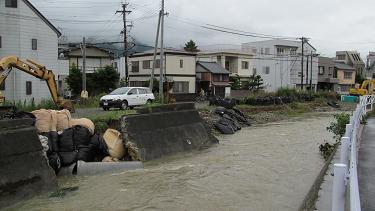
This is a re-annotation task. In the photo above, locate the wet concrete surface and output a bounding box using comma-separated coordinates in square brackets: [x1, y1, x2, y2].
[358, 118, 375, 211]
[7, 113, 334, 211]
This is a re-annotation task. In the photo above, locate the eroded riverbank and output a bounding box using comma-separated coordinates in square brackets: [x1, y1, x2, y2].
[8, 113, 335, 211]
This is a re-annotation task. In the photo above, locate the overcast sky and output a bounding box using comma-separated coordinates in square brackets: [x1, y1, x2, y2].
[30, 0, 375, 59]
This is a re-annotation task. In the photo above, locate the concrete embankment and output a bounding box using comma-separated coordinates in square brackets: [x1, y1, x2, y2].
[122, 103, 219, 161]
[0, 118, 56, 209]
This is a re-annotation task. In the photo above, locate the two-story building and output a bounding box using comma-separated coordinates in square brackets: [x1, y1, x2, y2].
[196, 61, 231, 97]
[366, 52, 375, 79]
[0, 0, 68, 102]
[334, 62, 356, 93]
[196, 50, 254, 82]
[242, 39, 319, 92]
[335, 51, 366, 78]
[317, 56, 339, 92]
[126, 49, 197, 93]
[63, 46, 114, 73]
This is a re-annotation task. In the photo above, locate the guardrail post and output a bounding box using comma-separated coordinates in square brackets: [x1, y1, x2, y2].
[340, 137, 350, 165]
[332, 163, 348, 211]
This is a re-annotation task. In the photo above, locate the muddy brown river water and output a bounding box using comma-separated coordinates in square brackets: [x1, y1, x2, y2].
[8, 113, 335, 211]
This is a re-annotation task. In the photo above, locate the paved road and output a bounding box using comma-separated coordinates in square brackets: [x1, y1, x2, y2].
[358, 118, 375, 210]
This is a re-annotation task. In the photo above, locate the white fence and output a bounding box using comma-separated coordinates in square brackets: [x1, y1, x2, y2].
[332, 95, 375, 211]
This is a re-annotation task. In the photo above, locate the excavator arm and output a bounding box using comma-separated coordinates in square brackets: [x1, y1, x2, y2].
[0, 56, 73, 111]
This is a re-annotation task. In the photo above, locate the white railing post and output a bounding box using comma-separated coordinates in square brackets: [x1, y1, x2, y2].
[340, 136, 350, 165]
[332, 163, 348, 211]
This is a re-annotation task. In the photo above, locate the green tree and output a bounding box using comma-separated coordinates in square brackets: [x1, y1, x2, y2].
[230, 74, 242, 90]
[65, 64, 82, 96]
[245, 73, 264, 91]
[144, 78, 159, 93]
[355, 73, 366, 84]
[92, 66, 120, 94]
[184, 40, 199, 52]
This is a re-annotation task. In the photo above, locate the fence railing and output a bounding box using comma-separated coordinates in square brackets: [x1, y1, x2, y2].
[332, 95, 375, 211]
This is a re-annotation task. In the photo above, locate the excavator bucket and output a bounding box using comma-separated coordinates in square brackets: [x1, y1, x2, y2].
[59, 100, 75, 113]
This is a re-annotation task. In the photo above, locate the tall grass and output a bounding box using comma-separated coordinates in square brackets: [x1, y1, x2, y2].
[4, 98, 57, 111]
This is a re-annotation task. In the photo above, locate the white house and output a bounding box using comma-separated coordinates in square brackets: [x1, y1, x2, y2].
[242, 39, 319, 92]
[117, 49, 197, 93]
[0, 0, 67, 102]
[197, 49, 255, 81]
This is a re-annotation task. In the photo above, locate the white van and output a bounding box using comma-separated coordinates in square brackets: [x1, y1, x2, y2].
[100, 87, 155, 111]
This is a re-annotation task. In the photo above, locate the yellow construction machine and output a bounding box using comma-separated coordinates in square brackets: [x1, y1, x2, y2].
[0, 56, 74, 111]
[349, 79, 375, 96]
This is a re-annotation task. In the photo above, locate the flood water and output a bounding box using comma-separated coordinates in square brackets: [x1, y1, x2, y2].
[9, 113, 334, 211]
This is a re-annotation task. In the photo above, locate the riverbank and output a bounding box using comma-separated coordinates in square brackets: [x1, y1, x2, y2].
[8, 112, 336, 211]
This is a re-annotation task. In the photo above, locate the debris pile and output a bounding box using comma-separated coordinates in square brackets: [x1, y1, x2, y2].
[213, 107, 252, 134]
[2, 108, 140, 175]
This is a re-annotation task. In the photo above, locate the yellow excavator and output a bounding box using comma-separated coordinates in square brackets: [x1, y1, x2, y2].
[349, 79, 375, 96]
[0, 56, 73, 111]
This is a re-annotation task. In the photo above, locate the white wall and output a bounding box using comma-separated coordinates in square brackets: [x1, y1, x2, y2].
[242, 40, 319, 92]
[0, 0, 61, 102]
[120, 53, 196, 93]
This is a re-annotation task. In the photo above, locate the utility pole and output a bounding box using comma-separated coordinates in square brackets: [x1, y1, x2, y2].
[300, 37, 305, 90]
[82, 37, 86, 95]
[117, 2, 132, 86]
[310, 51, 313, 94]
[159, 0, 166, 104]
[150, 11, 162, 91]
[306, 54, 309, 88]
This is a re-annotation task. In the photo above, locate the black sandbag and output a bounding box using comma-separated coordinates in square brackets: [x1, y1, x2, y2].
[214, 122, 235, 134]
[48, 152, 61, 174]
[214, 107, 226, 116]
[58, 128, 75, 152]
[222, 114, 241, 131]
[89, 134, 109, 162]
[77, 146, 93, 162]
[73, 126, 91, 146]
[58, 151, 78, 167]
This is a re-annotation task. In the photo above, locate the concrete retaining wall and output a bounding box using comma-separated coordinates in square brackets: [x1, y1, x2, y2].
[0, 118, 57, 209]
[121, 103, 218, 161]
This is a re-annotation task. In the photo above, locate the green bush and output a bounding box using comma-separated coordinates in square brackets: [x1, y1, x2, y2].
[276, 88, 298, 97]
[4, 98, 57, 112]
[327, 113, 350, 141]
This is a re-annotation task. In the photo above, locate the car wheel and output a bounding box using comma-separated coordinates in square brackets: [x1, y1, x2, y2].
[120, 101, 128, 110]
[103, 107, 109, 111]
[146, 99, 152, 104]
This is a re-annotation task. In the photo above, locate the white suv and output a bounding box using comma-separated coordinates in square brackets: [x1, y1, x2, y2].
[100, 87, 155, 111]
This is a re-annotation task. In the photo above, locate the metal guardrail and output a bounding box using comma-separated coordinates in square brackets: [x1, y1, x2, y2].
[332, 95, 375, 211]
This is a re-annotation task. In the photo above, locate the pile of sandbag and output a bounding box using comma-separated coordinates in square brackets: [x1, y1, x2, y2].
[31, 109, 95, 135]
[31, 109, 138, 175]
[213, 107, 252, 134]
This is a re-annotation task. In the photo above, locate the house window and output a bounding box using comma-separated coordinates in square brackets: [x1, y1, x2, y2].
[143, 60, 150, 69]
[318, 66, 325, 75]
[262, 66, 270, 74]
[26, 81, 32, 95]
[290, 49, 297, 55]
[32, 39, 37, 50]
[344, 71, 352, 79]
[213, 75, 220, 82]
[241, 61, 249, 69]
[277, 47, 284, 55]
[253, 68, 257, 75]
[5, 0, 17, 8]
[131, 61, 139, 72]
[222, 75, 229, 82]
[112, 62, 118, 69]
[155, 59, 160, 68]
[173, 81, 189, 93]
[180, 59, 183, 68]
[261, 48, 264, 55]
[328, 67, 333, 75]
[265, 48, 270, 55]
[337, 55, 346, 60]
